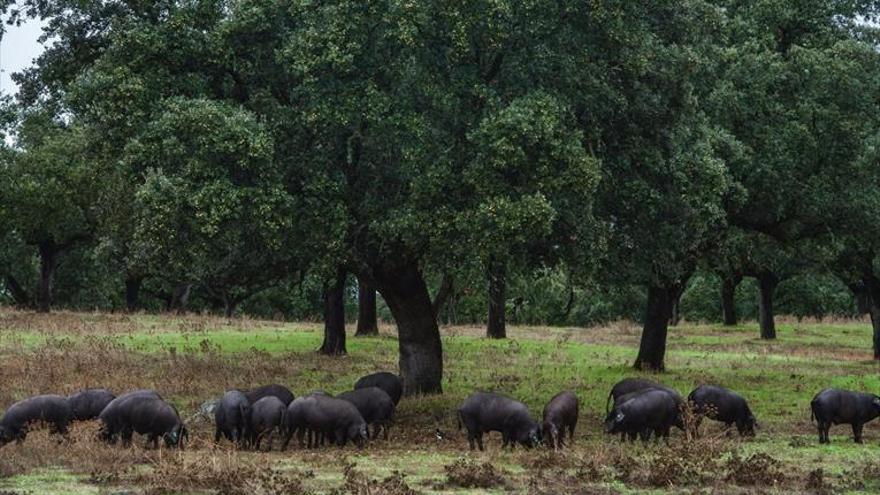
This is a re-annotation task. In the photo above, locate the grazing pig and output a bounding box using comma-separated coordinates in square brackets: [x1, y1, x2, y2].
[124, 397, 187, 448]
[282, 394, 321, 450]
[67, 389, 115, 421]
[245, 384, 295, 406]
[354, 372, 403, 406]
[214, 390, 251, 446]
[98, 390, 164, 445]
[605, 389, 683, 442]
[248, 396, 286, 451]
[606, 378, 679, 413]
[811, 388, 880, 444]
[458, 392, 541, 451]
[337, 387, 396, 440]
[0, 395, 72, 447]
[688, 385, 756, 436]
[542, 391, 579, 450]
[301, 395, 369, 448]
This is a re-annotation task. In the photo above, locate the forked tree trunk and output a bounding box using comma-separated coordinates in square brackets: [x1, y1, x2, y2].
[320, 268, 347, 355]
[757, 272, 779, 340]
[634, 285, 678, 371]
[486, 259, 506, 339]
[36, 242, 59, 313]
[372, 261, 443, 395]
[125, 276, 143, 313]
[720, 274, 742, 326]
[355, 278, 378, 336]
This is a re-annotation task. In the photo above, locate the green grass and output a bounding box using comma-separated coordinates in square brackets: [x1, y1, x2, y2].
[2, 311, 880, 493]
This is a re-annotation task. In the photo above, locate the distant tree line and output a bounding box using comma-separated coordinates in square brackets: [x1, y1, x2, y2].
[1, 0, 880, 394]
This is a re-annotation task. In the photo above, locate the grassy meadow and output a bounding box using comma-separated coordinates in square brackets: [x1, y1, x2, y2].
[0, 309, 879, 493]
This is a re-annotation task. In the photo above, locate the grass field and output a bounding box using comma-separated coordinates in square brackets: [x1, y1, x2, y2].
[1, 310, 880, 494]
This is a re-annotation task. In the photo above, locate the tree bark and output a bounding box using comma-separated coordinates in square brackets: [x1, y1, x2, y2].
[863, 276, 880, 360]
[169, 284, 192, 314]
[669, 294, 681, 326]
[36, 242, 59, 313]
[720, 274, 742, 326]
[757, 272, 779, 340]
[432, 273, 454, 319]
[486, 258, 506, 339]
[4, 274, 30, 307]
[634, 285, 678, 371]
[124, 276, 143, 313]
[355, 277, 378, 336]
[372, 261, 443, 395]
[319, 267, 347, 355]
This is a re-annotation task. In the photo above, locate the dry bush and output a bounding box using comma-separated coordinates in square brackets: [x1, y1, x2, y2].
[725, 452, 785, 486]
[133, 451, 315, 495]
[330, 462, 419, 495]
[0, 424, 152, 479]
[633, 436, 729, 488]
[441, 457, 509, 490]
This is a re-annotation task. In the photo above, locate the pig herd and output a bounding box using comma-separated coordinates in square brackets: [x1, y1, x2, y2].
[1, 372, 878, 451]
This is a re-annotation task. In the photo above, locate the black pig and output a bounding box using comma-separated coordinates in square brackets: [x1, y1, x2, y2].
[811, 388, 880, 444]
[354, 372, 402, 406]
[458, 392, 541, 451]
[214, 390, 250, 446]
[605, 389, 682, 442]
[67, 389, 115, 421]
[688, 385, 756, 436]
[0, 395, 72, 446]
[542, 391, 579, 450]
[337, 387, 395, 440]
[248, 396, 286, 451]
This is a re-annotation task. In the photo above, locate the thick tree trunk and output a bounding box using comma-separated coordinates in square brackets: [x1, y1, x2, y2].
[757, 272, 779, 340]
[320, 268, 347, 355]
[36, 242, 58, 313]
[634, 285, 678, 371]
[355, 278, 378, 336]
[124, 276, 143, 313]
[486, 259, 506, 339]
[720, 274, 742, 326]
[372, 261, 443, 395]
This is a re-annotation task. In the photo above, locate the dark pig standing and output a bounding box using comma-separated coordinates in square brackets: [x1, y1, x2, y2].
[605, 389, 682, 442]
[248, 396, 286, 451]
[337, 387, 396, 440]
[214, 390, 251, 446]
[542, 391, 579, 450]
[811, 388, 880, 444]
[458, 392, 541, 451]
[0, 395, 72, 446]
[688, 385, 756, 436]
[301, 395, 369, 447]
